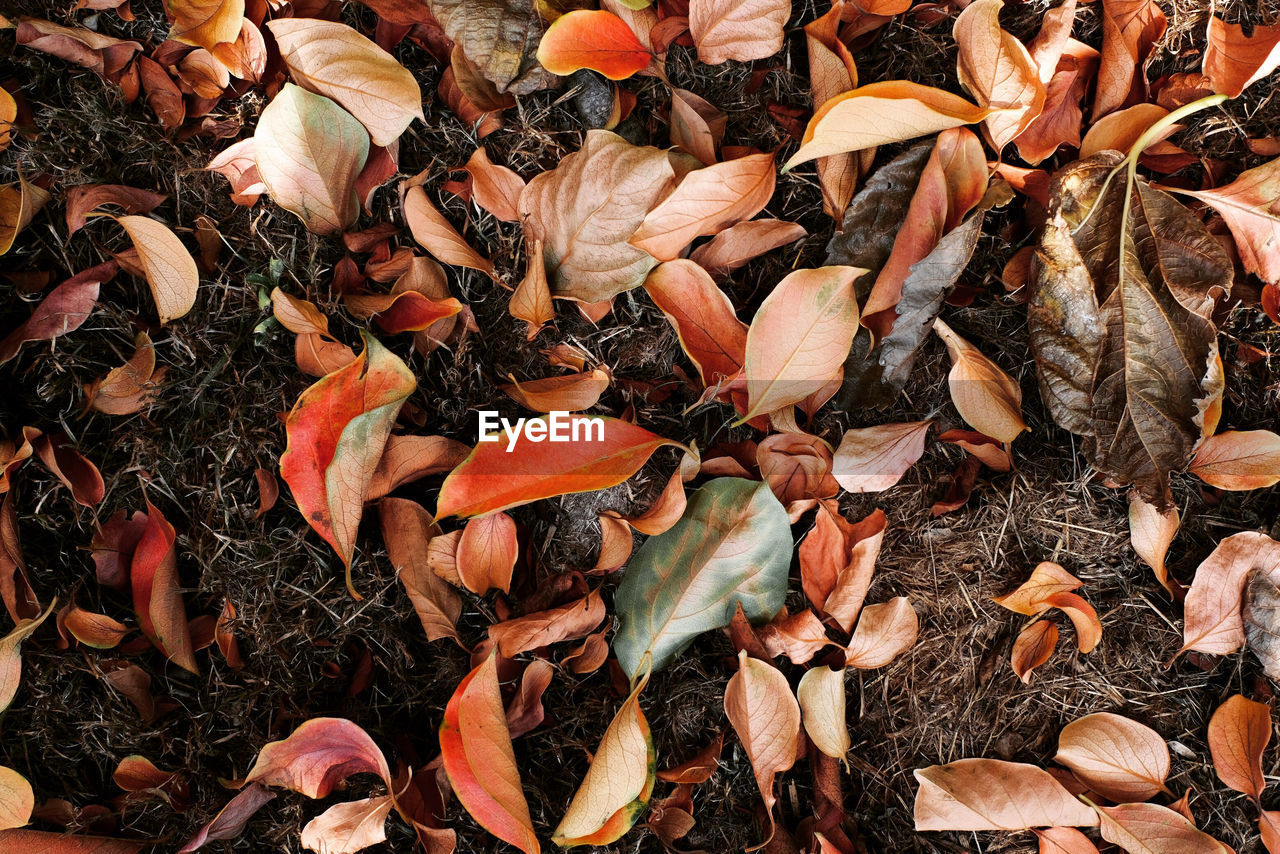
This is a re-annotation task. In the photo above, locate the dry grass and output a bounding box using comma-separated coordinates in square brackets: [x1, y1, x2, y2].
[3, 0, 1280, 852]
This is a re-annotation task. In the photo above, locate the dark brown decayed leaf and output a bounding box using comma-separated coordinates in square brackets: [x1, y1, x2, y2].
[426, 0, 551, 96]
[1029, 152, 1231, 506]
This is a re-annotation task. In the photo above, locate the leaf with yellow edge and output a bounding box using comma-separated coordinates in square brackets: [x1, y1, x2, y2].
[552, 668, 655, 847]
[0, 174, 50, 256]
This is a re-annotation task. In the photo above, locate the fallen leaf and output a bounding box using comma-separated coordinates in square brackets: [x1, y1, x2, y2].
[933, 318, 1026, 443]
[267, 18, 422, 147]
[59, 604, 129, 649]
[687, 0, 789, 65]
[456, 511, 519, 595]
[490, 590, 606, 657]
[1011, 620, 1058, 683]
[85, 332, 164, 415]
[1190, 430, 1280, 490]
[741, 266, 863, 421]
[130, 500, 196, 673]
[1246, 569, 1280, 680]
[510, 239, 555, 339]
[831, 421, 932, 494]
[670, 86, 726, 166]
[552, 673, 655, 846]
[1079, 103, 1170, 159]
[246, 717, 392, 797]
[758, 609, 832, 664]
[1182, 532, 1280, 656]
[366, 434, 470, 502]
[254, 468, 279, 519]
[913, 758, 1100, 830]
[214, 599, 241, 668]
[379, 497, 462, 643]
[613, 477, 791, 678]
[953, 0, 1045, 151]
[300, 795, 394, 854]
[1207, 694, 1270, 800]
[65, 184, 165, 235]
[439, 652, 540, 854]
[844, 597, 918, 668]
[785, 82, 989, 169]
[536, 9, 651, 80]
[427, 0, 550, 96]
[402, 184, 496, 278]
[0, 766, 32, 831]
[24, 427, 105, 507]
[500, 370, 610, 413]
[1094, 802, 1231, 854]
[0, 261, 114, 364]
[1035, 827, 1102, 854]
[630, 152, 776, 262]
[0, 174, 51, 256]
[255, 83, 370, 234]
[724, 650, 801, 844]
[519, 130, 677, 302]
[168, 0, 244, 49]
[464, 147, 526, 222]
[207, 138, 265, 206]
[506, 658, 554, 738]
[687, 220, 807, 276]
[1093, 0, 1166, 119]
[113, 216, 198, 323]
[0, 830, 146, 853]
[1055, 712, 1170, 802]
[435, 416, 678, 518]
[15, 17, 142, 82]
[644, 259, 747, 392]
[1173, 155, 1280, 286]
[0, 601, 55, 714]
[804, 0, 861, 219]
[797, 666, 849, 765]
[1203, 17, 1280, 98]
[798, 505, 885, 632]
[1128, 490, 1179, 593]
[279, 334, 416, 595]
[993, 562, 1084, 615]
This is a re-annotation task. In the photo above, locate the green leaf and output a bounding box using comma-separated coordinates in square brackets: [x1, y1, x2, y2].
[613, 478, 792, 678]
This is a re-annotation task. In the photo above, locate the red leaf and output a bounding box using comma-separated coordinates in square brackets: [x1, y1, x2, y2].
[536, 10, 651, 80]
[131, 499, 196, 673]
[245, 717, 391, 798]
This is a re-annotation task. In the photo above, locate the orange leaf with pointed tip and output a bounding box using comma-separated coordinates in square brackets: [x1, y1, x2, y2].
[435, 416, 678, 518]
[379, 498, 462, 644]
[65, 184, 165, 235]
[1129, 490, 1179, 593]
[344, 290, 463, 334]
[645, 260, 746, 391]
[536, 10, 651, 80]
[724, 650, 800, 846]
[759, 609, 832, 665]
[511, 239, 555, 339]
[246, 717, 391, 798]
[630, 153, 776, 262]
[1095, 802, 1231, 853]
[114, 216, 198, 323]
[365, 434, 469, 503]
[1035, 827, 1101, 854]
[994, 562, 1083, 615]
[1203, 17, 1280, 98]
[131, 500, 196, 673]
[933, 317, 1027, 443]
[23, 427, 105, 507]
[440, 653, 540, 854]
[1056, 713, 1170, 802]
[1079, 103, 1171, 159]
[59, 604, 128, 649]
[798, 504, 886, 633]
[456, 511, 518, 595]
[831, 421, 932, 494]
[913, 758, 1099, 830]
[0, 601, 57, 713]
[953, 0, 1045, 151]
[757, 432, 837, 507]
[1175, 156, 1280, 286]
[500, 370, 610, 413]
[1190, 430, 1280, 490]
[687, 220, 806, 277]
[489, 590, 606, 658]
[742, 266, 863, 421]
[1208, 694, 1271, 800]
[279, 334, 416, 594]
[300, 795, 394, 854]
[1262, 810, 1280, 853]
[785, 82, 989, 169]
[688, 0, 788, 65]
[168, 0, 243, 49]
[1093, 0, 1165, 120]
[1011, 620, 1058, 682]
[1183, 531, 1280, 656]
[844, 597, 917, 669]
[403, 184, 496, 278]
[1044, 592, 1101, 653]
[464, 147, 525, 222]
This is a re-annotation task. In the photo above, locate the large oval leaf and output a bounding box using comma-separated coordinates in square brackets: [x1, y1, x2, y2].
[254, 83, 369, 235]
[613, 477, 791, 678]
[1054, 713, 1170, 803]
[114, 216, 198, 324]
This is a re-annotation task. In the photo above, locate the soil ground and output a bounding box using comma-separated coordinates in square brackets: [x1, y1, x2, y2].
[3, 0, 1280, 852]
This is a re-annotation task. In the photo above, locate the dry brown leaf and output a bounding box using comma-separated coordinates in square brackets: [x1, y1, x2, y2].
[300, 795, 394, 854]
[1203, 17, 1280, 98]
[1035, 827, 1101, 854]
[168, 0, 244, 49]
[113, 216, 198, 323]
[933, 317, 1026, 444]
[687, 0, 788, 65]
[380, 497, 462, 643]
[84, 332, 165, 415]
[993, 562, 1083, 616]
[844, 597, 917, 669]
[1055, 712, 1170, 802]
[798, 505, 885, 633]
[1011, 620, 1058, 683]
[1173, 155, 1280, 286]
[1094, 802, 1231, 853]
[723, 650, 800, 846]
[0, 174, 51, 257]
[687, 219, 807, 277]
[510, 239, 555, 339]
[489, 590, 606, 657]
[403, 184, 497, 278]
[953, 0, 1045, 151]
[499, 370, 610, 413]
[670, 87, 725, 166]
[644, 259, 747, 393]
[1182, 531, 1280, 656]
[913, 758, 1100, 830]
[1207, 694, 1270, 800]
[1128, 490, 1179, 594]
[464, 146, 525, 222]
[1093, 0, 1165, 119]
[797, 666, 849, 765]
[1190, 430, 1280, 490]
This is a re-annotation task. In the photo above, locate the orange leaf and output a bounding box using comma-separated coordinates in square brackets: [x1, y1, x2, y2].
[831, 421, 932, 494]
[246, 717, 391, 798]
[1055, 713, 1170, 802]
[1093, 0, 1165, 120]
[843, 597, 918, 669]
[489, 590, 606, 658]
[723, 650, 800, 846]
[1203, 17, 1280, 98]
[464, 147, 526, 222]
[933, 317, 1027, 443]
[439, 653, 540, 854]
[1128, 489, 1179, 593]
[266, 18, 422, 147]
[1094, 802, 1231, 853]
[279, 334, 416, 595]
[1035, 827, 1101, 854]
[688, 0, 789, 65]
[644, 259, 747, 391]
[1207, 694, 1271, 800]
[1079, 103, 1171, 159]
[629, 153, 776, 262]
[0, 599, 54, 714]
[1044, 591, 1102, 654]
[756, 432, 837, 508]
[344, 290, 463, 335]
[58, 603, 129, 649]
[1183, 532, 1280, 656]
[670, 87, 726, 166]
[687, 219, 806, 276]
[1011, 620, 1058, 683]
[84, 331, 164, 415]
[798, 504, 886, 633]
[804, 0, 861, 219]
[435, 416, 678, 518]
[114, 216, 198, 323]
[0, 830, 145, 853]
[131, 500, 196, 673]
[1190, 430, 1280, 490]
[759, 608, 833, 665]
[456, 511, 519, 595]
[1174, 156, 1280, 285]
[403, 184, 496, 278]
[510, 239, 555, 340]
[785, 82, 989, 169]
[536, 10, 651, 80]
[993, 561, 1084, 615]
[1263, 810, 1280, 853]
[0, 766, 31, 831]
[913, 758, 1099, 830]
[65, 184, 165, 235]
[500, 370, 610, 413]
[379, 497, 462, 643]
[167, 0, 243, 49]
[741, 266, 863, 421]
[953, 0, 1045, 150]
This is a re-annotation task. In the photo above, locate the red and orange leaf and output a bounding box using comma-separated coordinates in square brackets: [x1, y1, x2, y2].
[245, 717, 391, 798]
[536, 10, 651, 81]
[455, 511, 519, 595]
[131, 499, 196, 673]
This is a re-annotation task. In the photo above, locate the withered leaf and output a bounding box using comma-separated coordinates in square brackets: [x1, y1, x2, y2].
[427, 0, 551, 95]
[1029, 152, 1232, 506]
